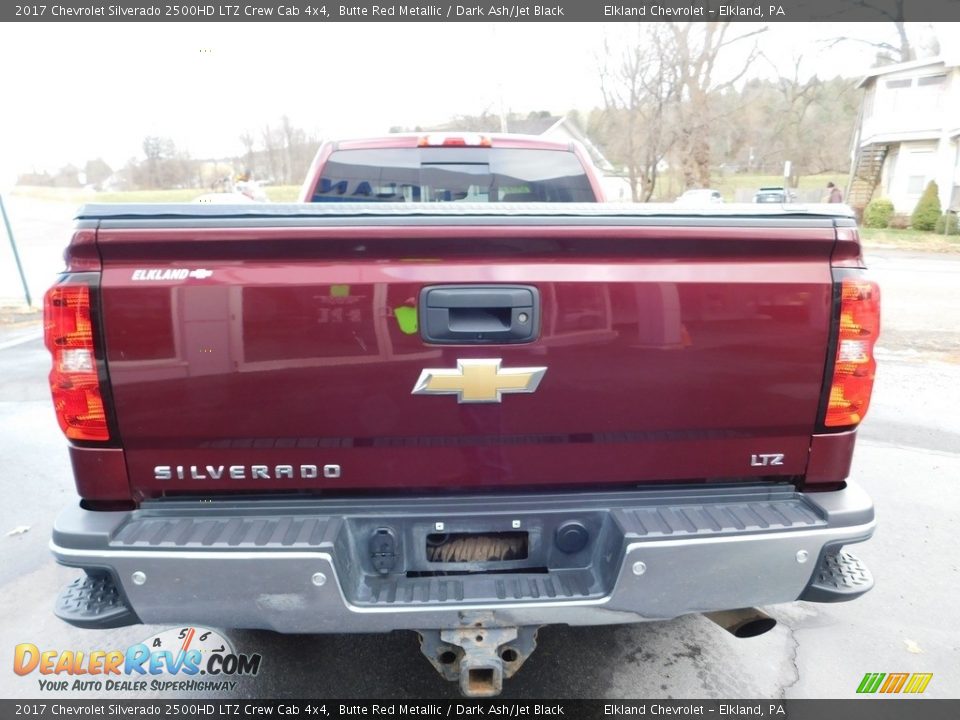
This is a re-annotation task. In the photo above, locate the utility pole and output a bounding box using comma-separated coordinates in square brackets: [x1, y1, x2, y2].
[0, 194, 32, 307]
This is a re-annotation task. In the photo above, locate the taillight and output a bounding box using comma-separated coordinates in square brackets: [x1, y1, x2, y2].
[43, 283, 109, 441]
[824, 278, 881, 427]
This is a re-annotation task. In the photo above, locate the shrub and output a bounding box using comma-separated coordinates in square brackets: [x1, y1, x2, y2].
[863, 198, 895, 228]
[889, 214, 911, 229]
[911, 181, 941, 231]
[934, 213, 959, 235]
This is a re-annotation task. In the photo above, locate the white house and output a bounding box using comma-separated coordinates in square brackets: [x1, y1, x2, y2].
[849, 53, 960, 217]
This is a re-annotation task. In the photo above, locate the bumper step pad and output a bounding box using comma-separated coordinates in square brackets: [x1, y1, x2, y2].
[54, 573, 140, 629]
[801, 550, 874, 603]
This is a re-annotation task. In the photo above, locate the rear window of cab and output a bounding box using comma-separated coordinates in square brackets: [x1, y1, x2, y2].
[310, 147, 596, 202]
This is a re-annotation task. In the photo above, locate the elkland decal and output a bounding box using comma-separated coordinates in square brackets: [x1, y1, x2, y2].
[14, 627, 261, 693]
[131, 268, 213, 281]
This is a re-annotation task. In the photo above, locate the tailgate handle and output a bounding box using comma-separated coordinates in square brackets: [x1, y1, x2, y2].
[419, 285, 540, 344]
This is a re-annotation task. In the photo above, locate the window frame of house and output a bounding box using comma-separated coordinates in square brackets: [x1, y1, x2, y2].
[916, 74, 946, 87]
[885, 78, 912, 89]
[882, 78, 912, 114]
[906, 175, 927, 195]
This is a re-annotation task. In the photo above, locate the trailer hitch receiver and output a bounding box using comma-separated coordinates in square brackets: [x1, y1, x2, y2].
[417, 615, 538, 697]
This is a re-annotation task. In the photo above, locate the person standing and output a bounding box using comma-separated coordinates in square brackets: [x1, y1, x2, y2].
[826, 181, 843, 203]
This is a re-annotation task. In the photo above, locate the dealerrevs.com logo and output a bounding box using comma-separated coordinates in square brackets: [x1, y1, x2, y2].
[14, 627, 261, 693]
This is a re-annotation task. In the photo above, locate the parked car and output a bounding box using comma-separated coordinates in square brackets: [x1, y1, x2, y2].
[675, 188, 724, 205]
[754, 186, 797, 203]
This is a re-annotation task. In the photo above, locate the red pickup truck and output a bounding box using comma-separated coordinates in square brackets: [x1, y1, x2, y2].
[297, 132, 606, 203]
[45, 200, 878, 697]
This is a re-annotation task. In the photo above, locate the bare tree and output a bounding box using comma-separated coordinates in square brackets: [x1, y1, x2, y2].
[860, 0, 914, 61]
[669, 22, 766, 190]
[239, 131, 256, 175]
[823, 2, 917, 64]
[237, 119, 321, 186]
[134, 137, 196, 189]
[597, 25, 681, 201]
[260, 125, 279, 183]
[53, 164, 82, 188]
[141, 136, 179, 189]
[280, 115, 296, 184]
[83, 158, 113, 189]
[761, 54, 822, 184]
[142, 136, 165, 189]
[765, 56, 861, 178]
[708, 69, 859, 181]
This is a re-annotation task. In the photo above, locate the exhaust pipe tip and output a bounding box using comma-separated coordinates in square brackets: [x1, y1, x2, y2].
[731, 616, 777, 638]
[704, 608, 777, 638]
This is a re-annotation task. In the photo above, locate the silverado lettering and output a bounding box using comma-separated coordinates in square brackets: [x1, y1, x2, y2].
[153, 465, 341, 481]
[44, 133, 879, 698]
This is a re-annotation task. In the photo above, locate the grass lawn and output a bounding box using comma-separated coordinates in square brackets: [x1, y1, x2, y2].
[649, 173, 850, 202]
[264, 186, 301, 202]
[711, 172, 849, 196]
[860, 226, 960, 252]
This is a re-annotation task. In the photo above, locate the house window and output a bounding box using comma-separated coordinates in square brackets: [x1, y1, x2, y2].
[882, 78, 912, 114]
[907, 175, 927, 194]
[914, 73, 947, 113]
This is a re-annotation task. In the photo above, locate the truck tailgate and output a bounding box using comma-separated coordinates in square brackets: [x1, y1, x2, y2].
[92, 209, 837, 499]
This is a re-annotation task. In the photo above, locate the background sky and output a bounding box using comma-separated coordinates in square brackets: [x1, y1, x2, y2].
[0, 21, 952, 186]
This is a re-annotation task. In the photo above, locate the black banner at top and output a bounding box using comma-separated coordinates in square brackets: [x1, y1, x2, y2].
[4, 0, 960, 22]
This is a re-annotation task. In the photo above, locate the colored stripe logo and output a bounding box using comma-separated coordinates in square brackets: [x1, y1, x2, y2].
[857, 672, 933, 694]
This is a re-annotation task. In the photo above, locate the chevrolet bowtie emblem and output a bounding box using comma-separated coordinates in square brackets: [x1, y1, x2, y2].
[412, 359, 547, 403]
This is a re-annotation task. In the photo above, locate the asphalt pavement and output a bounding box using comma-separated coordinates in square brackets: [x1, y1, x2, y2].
[0, 198, 957, 700]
